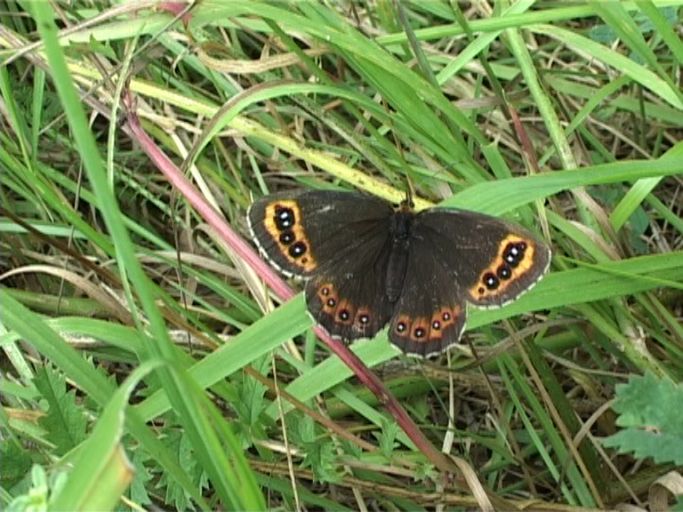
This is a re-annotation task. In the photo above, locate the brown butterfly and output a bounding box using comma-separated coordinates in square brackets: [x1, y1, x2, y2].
[248, 190, 551, 357]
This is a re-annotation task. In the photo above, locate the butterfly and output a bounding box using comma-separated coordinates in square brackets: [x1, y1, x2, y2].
[247, 190, 551, 357]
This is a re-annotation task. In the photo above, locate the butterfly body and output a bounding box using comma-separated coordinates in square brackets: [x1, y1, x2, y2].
[248, 190, 551, 357]
[385, 207, 413, 301]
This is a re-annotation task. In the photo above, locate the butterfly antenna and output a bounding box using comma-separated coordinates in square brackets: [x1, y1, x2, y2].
[406, 178, 416, 209]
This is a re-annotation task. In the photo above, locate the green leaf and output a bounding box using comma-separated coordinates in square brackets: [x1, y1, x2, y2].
[376, 419, 400, 459]
[5, 464, 63, 512]
[302, 441, 342, 484]
[602, 373, 683, 465]
[33, 365, 87, 456]
[157, 430, 199, 511]
[0, 441, 33, 490]
[49, 361, 163, 511]
[127, 450, 153, 508]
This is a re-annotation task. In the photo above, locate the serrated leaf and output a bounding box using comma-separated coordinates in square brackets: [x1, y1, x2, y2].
[603, 430, 683, 465]
[33, 365, 87, 455]
[0, 441, 33, 488]
[294, 415, 317, 444]
[49, 360, 161, 511]
[374, 419, 399, 459]
[340, 439, 362, 459]
[127, 450, 153, 507]
[157, 430, 197, 511]
[612, 373, 683, 428]
[301, 441, 342, 483]
[602, 373, 683, 465]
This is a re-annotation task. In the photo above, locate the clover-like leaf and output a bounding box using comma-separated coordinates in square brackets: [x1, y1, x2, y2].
[602, 373, 683, 465]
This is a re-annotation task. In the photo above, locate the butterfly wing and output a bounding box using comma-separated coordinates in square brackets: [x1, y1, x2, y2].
[305, 225, 395, 341]
[249, 190, 396, 340]
[388, 242, 467, 357]
[414, 208, 551, 308]
[388, 208, 550, 357]
[248, 190, 393, 278]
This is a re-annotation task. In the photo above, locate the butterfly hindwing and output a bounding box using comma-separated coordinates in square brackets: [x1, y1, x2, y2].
[414, 208, 551, 308]
[305, 225, 395, 341]
[248, 190, 393, 278]
[388, 242, 467, 357]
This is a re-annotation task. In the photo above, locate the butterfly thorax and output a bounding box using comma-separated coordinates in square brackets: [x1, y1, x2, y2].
[385, 209, 415, 302]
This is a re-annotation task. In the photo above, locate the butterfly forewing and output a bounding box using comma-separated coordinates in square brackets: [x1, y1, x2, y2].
[414, 208, 551, 308]
[248, 190, 392, 278]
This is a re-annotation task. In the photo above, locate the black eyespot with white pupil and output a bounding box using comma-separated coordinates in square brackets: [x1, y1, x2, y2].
[359, 314, 370, 324]
[338, 309, 350, 321]
[442, 312, 451, 321]
[497, 264, 512, 280]
[288, 241, 307, 258]
[414, 327, 426, 338]
[396, 322, 407, 333]
[279, 231, 295, 245]
[483, 272, 499, 290]
[321, 287, 330, 296]
[274, 206, 295, 230]
[432, 320, 441, 330]
[504, 241, 527, 267]
[326, 298, 336, 307]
